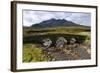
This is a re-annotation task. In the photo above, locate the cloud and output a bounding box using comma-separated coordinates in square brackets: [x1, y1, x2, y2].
[23, 10, 91, 26]
[65, 13, 91, 26]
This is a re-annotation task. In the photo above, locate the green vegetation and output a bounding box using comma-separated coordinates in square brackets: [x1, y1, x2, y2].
[23, 27, 90, 36]
[23, 44, 51, 62]
[23, 26, 91, 62]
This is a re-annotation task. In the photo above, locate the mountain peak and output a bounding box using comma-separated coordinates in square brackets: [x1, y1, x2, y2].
[50, 18, 56, 21]
[31, 18, 86, 28]
[49, 18, 66, 21]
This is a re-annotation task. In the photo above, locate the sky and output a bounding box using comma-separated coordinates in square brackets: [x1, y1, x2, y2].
[23, 10, 91, 27]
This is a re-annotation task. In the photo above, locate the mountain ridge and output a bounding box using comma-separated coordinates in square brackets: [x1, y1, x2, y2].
[27, 18, 90, 28]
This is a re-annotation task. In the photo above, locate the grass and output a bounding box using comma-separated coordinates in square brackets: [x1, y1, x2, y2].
[23, 44, 50, 62]
[23, 27, 90, 36]
[23, 26, 91, 62]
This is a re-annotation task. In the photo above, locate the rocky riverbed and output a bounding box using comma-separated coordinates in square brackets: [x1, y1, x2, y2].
[42, 44, 91, 61]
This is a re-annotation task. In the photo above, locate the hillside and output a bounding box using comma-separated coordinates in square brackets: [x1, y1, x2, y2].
[23, 18, 91, 62]
[30, 18, 90, 28]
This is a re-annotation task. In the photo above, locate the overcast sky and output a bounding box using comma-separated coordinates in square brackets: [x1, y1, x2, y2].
[23, 10, 91, 27]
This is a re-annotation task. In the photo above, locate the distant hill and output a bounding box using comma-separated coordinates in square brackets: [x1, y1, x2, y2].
[28, 18, 90, 28]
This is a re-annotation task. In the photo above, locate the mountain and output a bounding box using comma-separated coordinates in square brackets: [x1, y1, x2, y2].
[31, 18, 89, 28]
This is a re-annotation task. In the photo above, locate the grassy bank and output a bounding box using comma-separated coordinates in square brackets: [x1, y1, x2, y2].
[23, 26, 91, 62]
